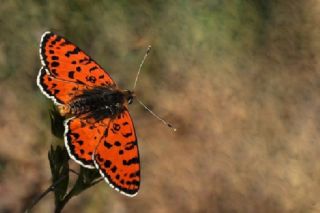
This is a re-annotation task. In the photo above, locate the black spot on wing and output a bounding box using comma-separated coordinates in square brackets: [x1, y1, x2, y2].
[69, 132, 80, 140]
[96, 154, 103, 162]
[89, 66, 98, 72]
[65, 47, 80, 57]
[104, 141, 113, 149]
[80, 121, 86, 127]
[79, 57, 91, 65]
[51, 62, 60, 67]
[103, 128, 109, 137]
[104, 160, 112, 168]
[86, 75, 96, 83]
[114, 141, 121, 146]
[53, 35, 63, 43]
[111, 166, 117, 173]
[113, 123, 121, 131]
[76, 140, 84, 145]
[130, 180, 139, 186]
[129, 171, 140, 178]
[51, 69, 58, 76]
[60, 40, 71, 46]
[123, 157, 139, 166]
[124, 141, 137, 150]
[122, 132, 133, 138]
[76, 79, 85, 85]
[68, 71, 75, 79]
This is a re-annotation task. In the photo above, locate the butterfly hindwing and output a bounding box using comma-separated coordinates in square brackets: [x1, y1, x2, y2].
[37, 67, 88, 104]
[93, 109, 140, 196]
[64, 116, 110, 169]
[40, 31, 116, 88]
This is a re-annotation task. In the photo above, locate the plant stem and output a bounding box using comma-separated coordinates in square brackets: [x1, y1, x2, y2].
[54, 168, 102, 212]
[24, 175, 68, 213]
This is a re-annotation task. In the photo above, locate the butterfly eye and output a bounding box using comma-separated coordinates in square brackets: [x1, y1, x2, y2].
[128, 97, 133, 104]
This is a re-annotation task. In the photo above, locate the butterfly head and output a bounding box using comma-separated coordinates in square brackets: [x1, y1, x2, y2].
[122, 90, 135, 105]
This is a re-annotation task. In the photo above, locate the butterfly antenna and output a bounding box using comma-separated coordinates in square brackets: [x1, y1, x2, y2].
[133, 45, 152, 91]
[136, 97, 177, 132]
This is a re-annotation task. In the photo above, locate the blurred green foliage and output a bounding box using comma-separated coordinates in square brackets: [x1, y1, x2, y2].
[0, 0, 277, 82]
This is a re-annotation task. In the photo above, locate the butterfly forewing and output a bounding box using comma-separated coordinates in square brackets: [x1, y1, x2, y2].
[94, 109, 140, 196]
[40, 31, 116, 87]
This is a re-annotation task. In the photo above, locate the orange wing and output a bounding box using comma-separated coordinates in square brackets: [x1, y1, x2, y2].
[37, 67, 88, 104]
[93, 109, 140, 196]
[64, 116, 111, 169]
[40, 31, 116, 88]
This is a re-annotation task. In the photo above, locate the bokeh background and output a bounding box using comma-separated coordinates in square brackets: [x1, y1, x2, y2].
[1, 0, 320, 212]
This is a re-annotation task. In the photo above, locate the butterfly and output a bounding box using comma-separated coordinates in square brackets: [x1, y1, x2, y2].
[37, 32, 140, 197]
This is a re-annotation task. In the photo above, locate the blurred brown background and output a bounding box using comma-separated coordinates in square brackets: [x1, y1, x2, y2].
[1, 0, 320, 212]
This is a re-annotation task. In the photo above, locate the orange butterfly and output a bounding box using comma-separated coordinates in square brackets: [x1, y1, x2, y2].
[37, 32, 140, 196]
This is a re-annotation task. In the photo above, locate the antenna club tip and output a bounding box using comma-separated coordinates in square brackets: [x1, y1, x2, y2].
[167, 123, 177, 132]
